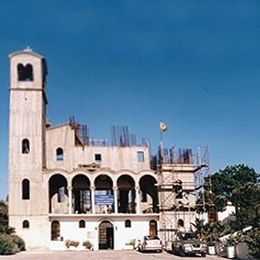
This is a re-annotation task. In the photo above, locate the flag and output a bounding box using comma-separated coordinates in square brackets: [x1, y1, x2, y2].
[160, 121, 168, 132]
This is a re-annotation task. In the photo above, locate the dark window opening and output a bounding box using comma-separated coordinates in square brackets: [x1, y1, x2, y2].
[56, 148, 64, 161]
[51, 221, 60, 240]
[22, 220, 30, 229]
[175, 180, 183, 199]
[178, 219, 184, 227]
[79, 220, 85, 228]
[22, 179, 30, 200]
[125, 219, 131, 228]
[22, 139, 30, 154]
[95, 154, 102, 162]
[17, 63, 34, 81]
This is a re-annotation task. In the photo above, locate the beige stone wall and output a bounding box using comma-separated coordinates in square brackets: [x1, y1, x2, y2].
[46, 125, 150, 172]
[9, 215, 49, 248]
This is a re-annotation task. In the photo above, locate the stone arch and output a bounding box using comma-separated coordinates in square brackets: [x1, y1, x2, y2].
[72, 174, 91, 214]
[117, 175, 136, 213]
[94, 175, 114, 214]
[49, 174, 68, 214]
[139, 175, 159, 213]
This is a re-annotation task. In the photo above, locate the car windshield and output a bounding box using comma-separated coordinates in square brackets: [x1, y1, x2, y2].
[180, 233, 197, 240]
[144, 236, 159, 240]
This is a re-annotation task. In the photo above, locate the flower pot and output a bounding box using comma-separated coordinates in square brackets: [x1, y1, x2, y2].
[208, 245, 216, 255]
[227, 245, 236, 259]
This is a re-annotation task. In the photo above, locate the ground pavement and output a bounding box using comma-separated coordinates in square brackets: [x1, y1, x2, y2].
[0, 249, 227, 260]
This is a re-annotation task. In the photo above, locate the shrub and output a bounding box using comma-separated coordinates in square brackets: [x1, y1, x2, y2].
[0, 225, 25, 255]
[0, 225, 15, 235]
[83, 240, 93, 250]
[0, 234, 16, 255]
[11, 235, 25, 251]
[244, 227, 260, 259]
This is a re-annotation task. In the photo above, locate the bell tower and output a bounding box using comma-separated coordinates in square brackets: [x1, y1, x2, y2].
[8, 48, 49, 247]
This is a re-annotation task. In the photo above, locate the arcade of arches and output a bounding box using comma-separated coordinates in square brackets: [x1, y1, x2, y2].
[49, 173, 158, 215]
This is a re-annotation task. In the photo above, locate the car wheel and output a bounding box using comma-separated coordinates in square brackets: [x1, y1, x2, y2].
[201, 253, 206, 257]
[179, 248, 185, 257]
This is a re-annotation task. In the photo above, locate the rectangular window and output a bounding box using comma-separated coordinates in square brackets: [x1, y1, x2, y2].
[137, 151, 144, 162]
[95, 154, 102, 162]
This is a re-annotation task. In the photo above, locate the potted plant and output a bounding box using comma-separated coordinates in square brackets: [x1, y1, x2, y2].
[226, 236, 236, 259]
[83, 240, 93, 250]
[207, 239, 216, 255]
[124, 239, 136, 250]
[65, 239, 79, 249]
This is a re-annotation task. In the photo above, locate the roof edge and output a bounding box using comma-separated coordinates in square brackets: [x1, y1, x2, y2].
[9, 47, 44, 59]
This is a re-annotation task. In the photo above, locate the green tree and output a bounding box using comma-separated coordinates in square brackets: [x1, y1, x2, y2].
[197, 164, 258, 215]
[231, 182, 260, 229]
[0, 201, 8, 226]
[210, 164, 257, 201]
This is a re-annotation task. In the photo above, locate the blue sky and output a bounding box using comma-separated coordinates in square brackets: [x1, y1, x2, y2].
[0, 1, 260, 199]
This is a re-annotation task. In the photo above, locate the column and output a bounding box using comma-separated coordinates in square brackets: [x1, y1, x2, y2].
[91, 186, 95, 214]
[113, 186, 118, 214]
[68, 186, 72, 214]
[135, 186, 141, 214]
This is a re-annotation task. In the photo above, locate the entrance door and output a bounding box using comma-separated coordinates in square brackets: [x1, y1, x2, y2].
[149, 220, 157, 236]
[98, 221, 114, 250]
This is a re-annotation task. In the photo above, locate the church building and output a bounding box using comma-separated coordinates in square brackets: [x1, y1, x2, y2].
[8, 48, 204, 250]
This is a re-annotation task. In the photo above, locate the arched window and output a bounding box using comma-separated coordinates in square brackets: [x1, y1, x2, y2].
[22, 220, 30, 228]
[56, 148, 64, 161]
[79, 220, 85, 228]
[125, 219, 131, 228]
[178, 219, 184, 227]
[17, 63, 34, 81]
[22, 139, 30, 154]
[51, 221, 60, 241]
[22, 179, 30, 200]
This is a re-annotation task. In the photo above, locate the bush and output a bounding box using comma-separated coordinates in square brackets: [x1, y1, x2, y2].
[0, 225, 26, 255]
[245, 227, 260, 259]
[11, 235, 25, 251]
[0, 234, 16, 255]
[83, 240, 93, 250]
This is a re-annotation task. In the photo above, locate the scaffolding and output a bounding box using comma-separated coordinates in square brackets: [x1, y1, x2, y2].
[157, 145, 209, 247]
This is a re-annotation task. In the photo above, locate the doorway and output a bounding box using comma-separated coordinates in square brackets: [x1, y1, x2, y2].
[149, 220, 157, 236]
[98, 221, 114, 250]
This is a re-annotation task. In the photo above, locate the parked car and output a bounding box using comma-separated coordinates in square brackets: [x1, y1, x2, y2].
[172, 231, 207, 257]
[138, 235, 163, 252]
